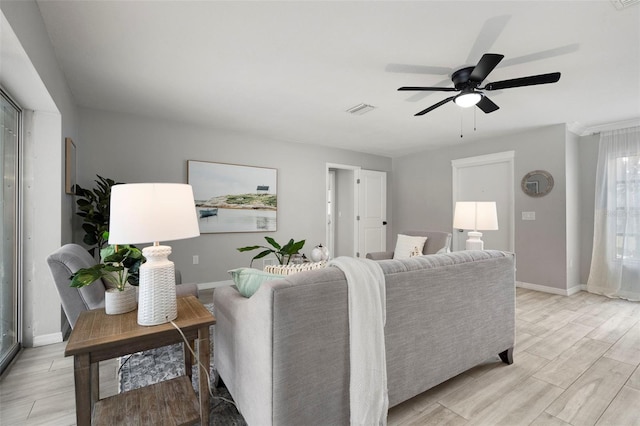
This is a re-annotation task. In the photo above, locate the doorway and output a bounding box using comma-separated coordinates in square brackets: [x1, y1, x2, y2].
[452, 151, 514, 252]
[327, 165, 358, 258]
[326, 164, 387, 258]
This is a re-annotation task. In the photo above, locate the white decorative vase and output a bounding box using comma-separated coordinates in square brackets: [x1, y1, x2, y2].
[320, 245, 329, 261]
[310, 244, 330, 262]
[104, 284, 137, 315]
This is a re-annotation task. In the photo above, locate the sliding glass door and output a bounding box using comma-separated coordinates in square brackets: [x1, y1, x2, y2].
[0, 89, 21, 374]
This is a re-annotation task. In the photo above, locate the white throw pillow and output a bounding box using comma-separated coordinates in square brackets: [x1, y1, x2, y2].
[393, 234, 428, 259]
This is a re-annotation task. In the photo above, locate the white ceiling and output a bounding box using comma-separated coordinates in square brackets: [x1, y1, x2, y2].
[36, 0, 640, 157]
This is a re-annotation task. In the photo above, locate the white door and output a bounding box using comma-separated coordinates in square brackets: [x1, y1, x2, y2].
[452, 152, 514, 252]
[357, 170, 387, 257]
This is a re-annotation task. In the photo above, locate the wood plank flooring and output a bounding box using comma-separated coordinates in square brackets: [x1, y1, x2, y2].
[1, 288, 639, 425]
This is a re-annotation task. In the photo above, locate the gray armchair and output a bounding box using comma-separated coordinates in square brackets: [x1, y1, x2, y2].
[366, 230, 452, 260]
[47, 243, 198, 328]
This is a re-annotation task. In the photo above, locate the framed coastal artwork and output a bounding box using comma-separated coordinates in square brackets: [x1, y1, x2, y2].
[187, 160, 277, 233]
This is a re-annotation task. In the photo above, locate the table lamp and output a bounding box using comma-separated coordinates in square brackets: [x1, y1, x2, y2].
[108, 183, 200, 326]
[453, 201, 498, 250]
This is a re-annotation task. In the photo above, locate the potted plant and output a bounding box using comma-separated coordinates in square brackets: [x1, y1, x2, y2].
[71, 241, 145, 315]
[74, 175, 122, 258]
[237, 237, 305, 266]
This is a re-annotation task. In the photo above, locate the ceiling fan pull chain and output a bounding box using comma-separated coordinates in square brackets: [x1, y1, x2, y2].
[460, 113, 464, 138]
[474, 107, 477, 132]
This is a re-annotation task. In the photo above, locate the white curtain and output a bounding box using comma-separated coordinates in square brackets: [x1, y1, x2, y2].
[587, 126, 640, 301]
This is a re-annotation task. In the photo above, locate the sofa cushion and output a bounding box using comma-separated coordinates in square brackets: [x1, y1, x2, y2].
[228, 267, 282, 297]
[393, 234, 428, 259]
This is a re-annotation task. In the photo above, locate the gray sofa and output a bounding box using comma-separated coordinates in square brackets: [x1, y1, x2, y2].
[213, 250, 515, 425]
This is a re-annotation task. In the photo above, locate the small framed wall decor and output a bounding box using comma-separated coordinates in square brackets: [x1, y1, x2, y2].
[65, 137, 76, 195]
[187, 160, 277, 233]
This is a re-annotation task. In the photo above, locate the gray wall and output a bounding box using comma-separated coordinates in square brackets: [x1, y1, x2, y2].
[392, 125, 601, 292]
[565, 129, 581, 290]
[392, 124, 571, 290]
[77, 107, 391, 283]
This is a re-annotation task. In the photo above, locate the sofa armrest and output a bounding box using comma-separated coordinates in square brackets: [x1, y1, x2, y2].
[214, 270, 352, 426]
[366, 251, 394, 260]
[213, 284, 275, 425]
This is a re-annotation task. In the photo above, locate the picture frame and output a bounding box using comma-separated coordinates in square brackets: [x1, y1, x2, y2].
[187, 160, 277, 233]
[65, 137, 76, 195]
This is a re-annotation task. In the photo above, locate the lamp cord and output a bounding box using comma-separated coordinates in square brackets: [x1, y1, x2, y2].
[118, 354, 133, 374]
[168, 318, 237, 408]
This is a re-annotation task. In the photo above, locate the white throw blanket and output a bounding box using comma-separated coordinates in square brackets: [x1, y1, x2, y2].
[329, 257, 388, 426]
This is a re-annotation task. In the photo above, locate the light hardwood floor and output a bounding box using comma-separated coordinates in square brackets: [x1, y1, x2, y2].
[1, 288, 639, 425]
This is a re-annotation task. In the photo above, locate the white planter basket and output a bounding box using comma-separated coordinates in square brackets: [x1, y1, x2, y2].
[104, 285, 137, 315]
[264, 261, 327, 276]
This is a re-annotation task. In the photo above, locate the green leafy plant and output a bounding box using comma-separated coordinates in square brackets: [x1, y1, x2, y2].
[237, 237, 305, 266]
[74, 175, 122, 257]
[70, 244, 145, 291]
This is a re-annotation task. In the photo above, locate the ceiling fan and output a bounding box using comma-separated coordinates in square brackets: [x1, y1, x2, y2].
[398, 53, 561, 116]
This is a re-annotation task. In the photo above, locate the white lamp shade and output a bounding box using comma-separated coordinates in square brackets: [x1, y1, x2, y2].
[453, 201, 499, 231]
[108, 183, 200, 244]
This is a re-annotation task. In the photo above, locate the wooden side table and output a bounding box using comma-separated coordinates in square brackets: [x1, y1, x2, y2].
[65, 295, 215, 426]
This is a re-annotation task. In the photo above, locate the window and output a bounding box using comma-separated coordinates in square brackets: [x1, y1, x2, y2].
[588, 126, 640, 300]
[0, 88, 21, 374]
[614, 155, 640, 261]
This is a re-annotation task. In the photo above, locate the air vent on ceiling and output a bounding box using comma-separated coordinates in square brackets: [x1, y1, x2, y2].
[346, 103, 376, 115]
[611, 0, 639, 9]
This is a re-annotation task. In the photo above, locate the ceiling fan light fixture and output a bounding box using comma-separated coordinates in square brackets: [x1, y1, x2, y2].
[454, 92, 482, 108]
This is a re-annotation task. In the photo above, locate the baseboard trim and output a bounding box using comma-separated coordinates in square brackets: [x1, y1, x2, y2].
[516, 281, 585, 296]
[32, 332, 63, 347]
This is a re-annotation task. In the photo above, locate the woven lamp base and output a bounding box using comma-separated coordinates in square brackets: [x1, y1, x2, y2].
[137, 245, 178, 326]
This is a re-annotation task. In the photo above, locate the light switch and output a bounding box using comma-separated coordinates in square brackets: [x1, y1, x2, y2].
[522, 211, 536, 221]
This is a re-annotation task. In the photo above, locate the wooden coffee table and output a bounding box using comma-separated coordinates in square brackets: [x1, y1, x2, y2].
[65, 295, 215, 426]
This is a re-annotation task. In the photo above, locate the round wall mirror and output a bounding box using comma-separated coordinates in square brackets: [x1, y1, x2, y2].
[521, 170, 554, 197]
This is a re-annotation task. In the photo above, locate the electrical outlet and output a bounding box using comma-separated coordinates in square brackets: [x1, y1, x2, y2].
[522, 211, 536, 221]
[193, 255, 199, 265]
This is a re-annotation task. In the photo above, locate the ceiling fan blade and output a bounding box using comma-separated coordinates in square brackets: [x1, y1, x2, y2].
[469, 53, 504, 83]
[483, 72, 561, 90]
[465, 15, 511, 65]
[399, 86, 458, 92]
[405, 79, 453, 102]
[415, 96, 455, 116]
[499, 44, 579, 68]
[386, 63, 452, 75]
[476, 96, 499, 113]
